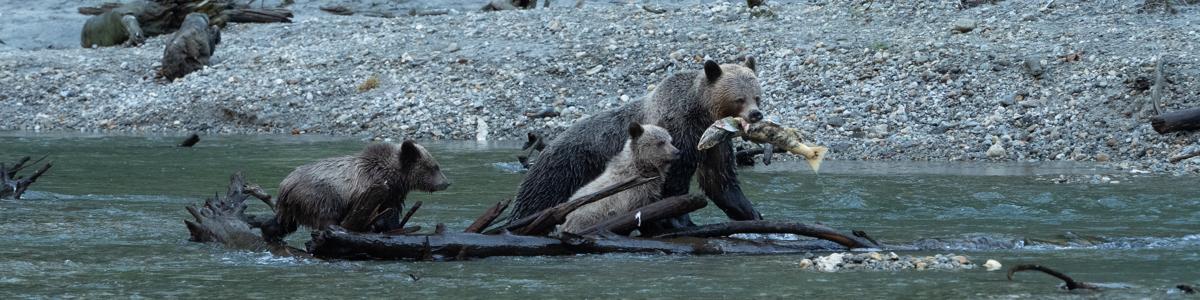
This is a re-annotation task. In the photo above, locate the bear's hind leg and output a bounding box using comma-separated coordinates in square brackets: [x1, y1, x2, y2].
[260, 217, 298, 243]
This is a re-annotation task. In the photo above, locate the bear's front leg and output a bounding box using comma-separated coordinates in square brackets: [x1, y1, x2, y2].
[698, 140, 762, 221]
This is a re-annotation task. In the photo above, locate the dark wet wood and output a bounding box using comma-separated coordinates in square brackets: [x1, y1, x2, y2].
[1, 156, 53, 200]
[78, 3, 123, 15]
[652, 220, 879, 249]
[183, 172, 306, 257]
[1169, 151, 1200, 163]
[222, 8, 294, 23]
[1007, 264, 1099, 291]
[398, 201, 423, 230]
[1150, 107, 1200, 134]
[465, 199, 509, 233]
[178, 133, 200, 147]
[307, 226, 845, 260]
[579, 194, 708, 236]
[508, 176, 659, 236]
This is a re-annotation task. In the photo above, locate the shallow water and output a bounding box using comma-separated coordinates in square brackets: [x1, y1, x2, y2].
[1, 133, 1197, 299]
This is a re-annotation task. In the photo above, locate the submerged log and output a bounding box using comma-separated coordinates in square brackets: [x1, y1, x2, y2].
[1150, 108, 1200, 134]
[651, 220, 879, 249]
[1, 156, 53, 200]
[308, 226, 844, 260]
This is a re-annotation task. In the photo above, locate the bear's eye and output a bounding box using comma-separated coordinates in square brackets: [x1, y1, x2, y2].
[657, 141, 666, 147]
[754, 96, 761, 102]
[735, 98, 745, 104]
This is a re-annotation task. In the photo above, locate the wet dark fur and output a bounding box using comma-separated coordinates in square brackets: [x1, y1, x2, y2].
[260, 141, 448, 242]
[507, 59, 763, 231]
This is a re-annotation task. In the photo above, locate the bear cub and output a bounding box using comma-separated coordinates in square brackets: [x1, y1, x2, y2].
[261, 140, 450, 242]
[559, 123, 679, 234]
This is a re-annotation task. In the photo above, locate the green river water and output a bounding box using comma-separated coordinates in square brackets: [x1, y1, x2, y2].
[0, 133, 1197, 299]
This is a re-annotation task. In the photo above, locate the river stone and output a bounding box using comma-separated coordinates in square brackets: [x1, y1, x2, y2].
[952, 19, 977, 33]
[1022, 56, 1045, 79]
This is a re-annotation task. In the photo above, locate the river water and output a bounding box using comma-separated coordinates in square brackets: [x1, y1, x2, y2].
[1, 133, 1197, 298]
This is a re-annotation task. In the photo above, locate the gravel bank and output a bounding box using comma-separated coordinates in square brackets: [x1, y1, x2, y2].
[1, 1, 1198, 173]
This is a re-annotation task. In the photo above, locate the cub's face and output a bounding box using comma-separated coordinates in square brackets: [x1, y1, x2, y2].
[703, 58, 764, 123]
[631, 124, 680, 170]
[399, 141, 451, 192]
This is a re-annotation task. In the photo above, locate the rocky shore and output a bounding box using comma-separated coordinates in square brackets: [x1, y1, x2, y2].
[0, 1, 1198, 173]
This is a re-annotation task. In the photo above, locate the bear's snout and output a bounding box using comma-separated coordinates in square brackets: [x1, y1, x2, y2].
[433, 181, 451, 191]
[747, 110, 763, 123]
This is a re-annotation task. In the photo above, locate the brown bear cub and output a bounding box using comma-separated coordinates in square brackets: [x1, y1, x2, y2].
[260, 140, 450, 242]
[559, 123, 679, 234]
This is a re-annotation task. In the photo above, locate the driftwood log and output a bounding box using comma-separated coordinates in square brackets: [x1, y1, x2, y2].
[187, 172, 898, 260]
[183, 172, 304, 256]
[1, 156, 53, 200]
[1150, 108, 1200, 134]
[308, 227, 849, 260]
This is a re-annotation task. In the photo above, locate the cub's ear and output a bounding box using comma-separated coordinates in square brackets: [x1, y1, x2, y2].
[400, 140, 421, 162]
[744, 56, 756, 73]
[703, 60, 722, 83]
[628, 123, 644, 139]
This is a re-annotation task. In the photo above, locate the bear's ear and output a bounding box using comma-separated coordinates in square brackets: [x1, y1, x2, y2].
[399, 140, 421, 162]
[628, 123, 644, 139]
[703, 60, 722, 83]
[744, 56, 756, 73]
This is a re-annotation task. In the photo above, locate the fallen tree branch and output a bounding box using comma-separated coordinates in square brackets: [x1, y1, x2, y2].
[1150, 108, 1200, 134]
[1, 156, 53, 200]
[465, 199, 509, 233]
[579, 194, 708, 236]
[222, 8, 294, 23]
[651, 220, 879, 249]
[1007, 264, 1099, 290]
[1170, 150, 1200, 163]
[515, 176, 659, 235]
[78, 2, 123, 15]
[1151, 57, 1165, 115]
[398, 200, 423, 230]
[183, 172, 304, 256]
[489, 175, 657, 235]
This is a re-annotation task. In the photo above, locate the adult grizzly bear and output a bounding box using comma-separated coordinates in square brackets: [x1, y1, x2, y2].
[509, 58, 765, 232]
[559, 123, 678, 234]
[260, 141, 450, 242]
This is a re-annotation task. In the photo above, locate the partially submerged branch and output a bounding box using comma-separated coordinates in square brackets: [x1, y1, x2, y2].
[1, 156, 53, 200]
[651, 220, 880, 249]
[183, 172, 304, 256]
[1007, 264, 1099, 291]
